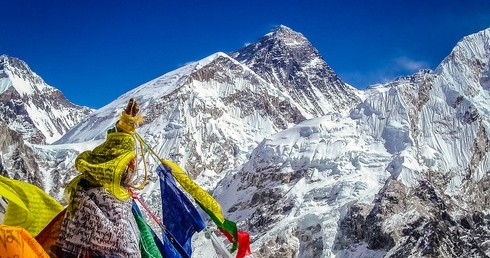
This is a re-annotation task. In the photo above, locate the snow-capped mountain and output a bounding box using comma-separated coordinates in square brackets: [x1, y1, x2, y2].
[213, 114, 393, 257]
[0, 55, 92, 144]
[212, 28, 490, 257]
[38, 25, 366, 256]
[1, 25, 489, 258]
[230, 25, 361, 116]
[54, 50, 330, 186]
[341, 28, 490, 257]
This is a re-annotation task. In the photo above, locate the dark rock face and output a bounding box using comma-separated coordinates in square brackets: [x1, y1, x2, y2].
[231, 25, 361, 116]
[335, 178, 490, 257]
[0, 123, 43, 188]
[334, 203, 372, 249]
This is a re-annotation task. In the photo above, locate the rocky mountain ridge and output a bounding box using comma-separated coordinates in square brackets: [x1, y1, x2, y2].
[231, 25, 361, 116]
[213, 28, 490, 257]
[0, 55, 92, 144]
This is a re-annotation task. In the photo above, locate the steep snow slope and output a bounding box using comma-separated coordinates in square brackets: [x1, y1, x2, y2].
[214, 111, 393, 257]
[339, 28, 490, 257]
[0, 55, 92, 144]
[54, 52, 310, 193]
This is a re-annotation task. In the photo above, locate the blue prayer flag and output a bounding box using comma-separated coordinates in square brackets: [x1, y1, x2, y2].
[157, 165, 206, 257]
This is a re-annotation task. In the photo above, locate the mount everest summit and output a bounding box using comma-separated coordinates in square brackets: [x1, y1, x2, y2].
[230, 25, 360, 116]
[1, 25, 490, 258]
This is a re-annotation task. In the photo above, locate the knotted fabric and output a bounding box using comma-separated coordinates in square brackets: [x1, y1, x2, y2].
[65, 132, 136, 216]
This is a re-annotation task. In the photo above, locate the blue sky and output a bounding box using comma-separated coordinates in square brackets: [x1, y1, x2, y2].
[2, 0, 489, 108]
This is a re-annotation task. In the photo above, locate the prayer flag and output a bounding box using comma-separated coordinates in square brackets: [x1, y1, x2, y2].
[0, 224, 50, 258]
[0, 175, 63, 236]
[158, 164, 206, 257]
[132, 203, 164, 258]
[35, 209, 66, 257]
[160, 160, 252, 258]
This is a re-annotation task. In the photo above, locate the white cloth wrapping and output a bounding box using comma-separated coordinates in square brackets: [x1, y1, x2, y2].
[57, 186, 141, 257]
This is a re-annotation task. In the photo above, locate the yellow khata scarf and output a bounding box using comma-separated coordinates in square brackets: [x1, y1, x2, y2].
[116, 111, 143, 134]
[65, 132, 136, 216]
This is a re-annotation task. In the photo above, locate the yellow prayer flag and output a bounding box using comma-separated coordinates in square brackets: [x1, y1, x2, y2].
[0, 175, 63, 236]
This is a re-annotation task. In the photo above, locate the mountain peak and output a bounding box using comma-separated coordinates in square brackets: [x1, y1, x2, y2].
[264, 25, 309, 47]
[230, 25, 361, 116]
[193, 52, 236, 70]
[0, 56, 92, 144]
[437, 28, 490, 72]
[0, 54, 8, 63]
[269, 24, 294, 35]
[0, 55, 32, 74]
[0, 54, 47, 95]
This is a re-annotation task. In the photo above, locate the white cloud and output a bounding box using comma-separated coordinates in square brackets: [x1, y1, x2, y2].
[339, 56, 431, 89]
[394, 56, 430, 72]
